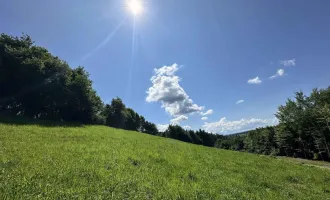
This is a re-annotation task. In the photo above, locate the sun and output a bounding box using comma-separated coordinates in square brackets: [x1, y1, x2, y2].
[128, 0, 143, 15]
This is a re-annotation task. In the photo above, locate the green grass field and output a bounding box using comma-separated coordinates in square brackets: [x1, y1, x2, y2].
[1, 123, 330, 199]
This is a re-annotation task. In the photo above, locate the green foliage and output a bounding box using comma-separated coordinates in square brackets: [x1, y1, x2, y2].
[215, 134, 245, 151]
[1, 32, 330, 162]
[0, 33, 158, 134]
[244, 127, 276, 155]
[0, 33, 103, 124]
[215, 88, 330, 161]
[141, 120, 158, 135]
[161, 126, 219, 147]
[165, 125, 191, 142]
[103, 97, 158, 135]
[1, 124, 330, 199]
[275, 89, 330, 160]
[105, 97, 127, 128]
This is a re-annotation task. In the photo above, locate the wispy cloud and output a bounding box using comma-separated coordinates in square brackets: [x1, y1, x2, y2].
[247, 76, 262, 84]
[170, 115, 188, 125]
[236, 100, 244, 104]
[202, 117, 278, 135]
[146, 64, 204, 117]
[269, 69, 285, 79]
[201, 109, 213, 116]
[280, 59, 296, 67]
[201, 117, 208, 121]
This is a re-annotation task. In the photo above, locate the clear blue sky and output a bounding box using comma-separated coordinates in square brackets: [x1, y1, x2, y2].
[1, 0, 330, 134]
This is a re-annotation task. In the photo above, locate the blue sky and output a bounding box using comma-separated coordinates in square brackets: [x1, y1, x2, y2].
[1, 0, 330, 134]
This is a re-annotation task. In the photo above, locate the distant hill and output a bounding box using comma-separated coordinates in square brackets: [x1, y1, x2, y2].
[1, 122, 329, 199]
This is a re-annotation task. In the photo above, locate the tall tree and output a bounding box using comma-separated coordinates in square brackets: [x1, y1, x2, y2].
[105, 97, 127, 128]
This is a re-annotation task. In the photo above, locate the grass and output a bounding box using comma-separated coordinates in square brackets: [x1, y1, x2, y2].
[278, 157, 330, 170]
[1, 123, 330, 199]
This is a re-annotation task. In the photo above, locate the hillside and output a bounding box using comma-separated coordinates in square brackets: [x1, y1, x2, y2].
[1, 123, 329, 199]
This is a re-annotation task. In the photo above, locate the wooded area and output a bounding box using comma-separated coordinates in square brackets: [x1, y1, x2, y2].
[217, 89, 330, 161]
[1, 33, 329, 161]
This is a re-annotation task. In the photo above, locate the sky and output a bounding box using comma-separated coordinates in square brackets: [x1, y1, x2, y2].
[1, 0, 330, 134]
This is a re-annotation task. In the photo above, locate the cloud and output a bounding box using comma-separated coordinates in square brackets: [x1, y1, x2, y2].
[157, 124, 169, 132]
[201, 117, 208, 121]
[269, 69, 285, 79]
[247, 76, 262, 84]
[170, 115, 188, 125]
[157, 122, 192, 132]
[280, 59, 296, 67]
[202, 117, 278, 135]
[236, 100, 244, 104]
[146, 64, 204, 116]
[201, 109, 213, 116]
[182, 125, 192, 130]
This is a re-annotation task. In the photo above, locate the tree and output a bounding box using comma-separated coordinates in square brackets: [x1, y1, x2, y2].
[195, 129, 217, 147]
[2, 33, 330, 161]
[0, 33, 103, 124]
[105, 97, 127, 128]
[125, 108, 141, 131]
[141, 120, 158, 135]
[165, 125, 190, 142]
[188, 130, 202, 145]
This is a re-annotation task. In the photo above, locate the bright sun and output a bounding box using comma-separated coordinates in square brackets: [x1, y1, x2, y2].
[128, 0, 143, 15]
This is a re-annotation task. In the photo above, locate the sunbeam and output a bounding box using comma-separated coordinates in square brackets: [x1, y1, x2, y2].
[80, 18, 127, 62]
[125, 15, 137, 102]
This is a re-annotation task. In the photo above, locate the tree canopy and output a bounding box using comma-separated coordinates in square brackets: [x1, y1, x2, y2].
[0, 33, 159, 134]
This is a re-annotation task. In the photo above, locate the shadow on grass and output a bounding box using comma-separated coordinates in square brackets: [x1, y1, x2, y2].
[0, 115, 84, 127]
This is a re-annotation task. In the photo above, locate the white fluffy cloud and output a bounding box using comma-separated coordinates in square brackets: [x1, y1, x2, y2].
[247, 76, 262, 84]
[146, 64, 204, 116]
[269, 69, 285, 79]
[170, 115, 188, 125]
[157, 124, 169, 132]
[182, 125, 192, 130]
[280, 59, 296, 67]
[201, 109, 213, 116]
[236, 100, 244, 104]
[202, 117, 278, 135]
[201, 117, 208, 121]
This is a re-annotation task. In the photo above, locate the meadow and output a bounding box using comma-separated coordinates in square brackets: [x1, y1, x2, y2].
[1, 123, 330, 199]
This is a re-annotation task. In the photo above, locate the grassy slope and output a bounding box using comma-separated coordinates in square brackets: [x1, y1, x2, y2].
[0, 124, 330, 200]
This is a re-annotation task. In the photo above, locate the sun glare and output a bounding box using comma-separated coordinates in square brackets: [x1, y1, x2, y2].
[128, 0, 143, 15]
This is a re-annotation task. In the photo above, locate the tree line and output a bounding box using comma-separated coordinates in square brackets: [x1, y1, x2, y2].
[1, 33, 329, 161]
[215, 89, 330, 161]
[0, 33, 220, 146]
[0, 33, 159, 135]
